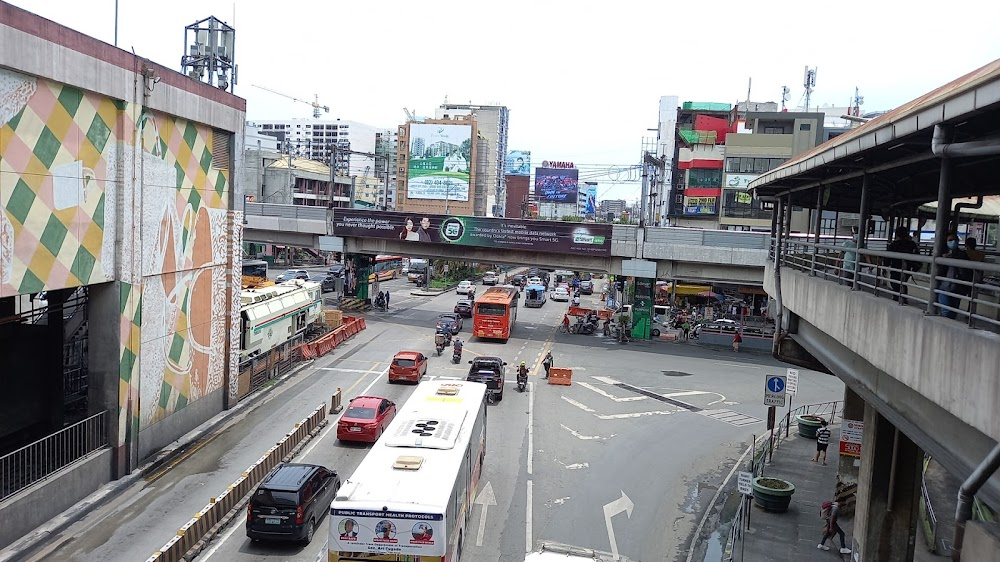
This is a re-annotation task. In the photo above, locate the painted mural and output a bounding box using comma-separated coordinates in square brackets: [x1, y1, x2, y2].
[0, 67, 236, 435]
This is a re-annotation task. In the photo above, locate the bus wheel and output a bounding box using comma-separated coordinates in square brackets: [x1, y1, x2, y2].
[651, 328, 660, 337]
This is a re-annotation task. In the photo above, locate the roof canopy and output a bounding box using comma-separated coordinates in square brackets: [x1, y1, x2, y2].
[750, 59, 1000, 217]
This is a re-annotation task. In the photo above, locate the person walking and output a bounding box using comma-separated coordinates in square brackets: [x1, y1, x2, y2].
[884, 226, 919, 302]
[385, 290, 391, 309]
[818, 500, 852, 554]
[561, 314, 571, 333]
[814, 420, 832, 464]
[732, 331, 743, 352]
[542, 351, 553, 379]
[681, 320, 691, 341]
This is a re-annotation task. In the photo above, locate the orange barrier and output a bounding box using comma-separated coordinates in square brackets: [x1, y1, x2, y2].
[568, 306, 613, 320]
[547, 368, 573, 386]
[302, 314, 368, 359]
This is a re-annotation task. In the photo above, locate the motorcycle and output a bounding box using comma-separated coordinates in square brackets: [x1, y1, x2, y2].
[452, 346, 463, 364]
[435, 332, 447, 356]
[516, 368, 528, 392]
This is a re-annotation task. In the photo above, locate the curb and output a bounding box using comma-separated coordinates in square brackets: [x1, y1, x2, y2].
[0, 360, 316, 562]
[410, 286, 456, 297]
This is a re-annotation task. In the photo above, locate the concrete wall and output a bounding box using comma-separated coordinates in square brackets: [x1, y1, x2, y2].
[138, 388, 223, 460]
[766, 265, 1000, 444]
[0, 449, 111, 550]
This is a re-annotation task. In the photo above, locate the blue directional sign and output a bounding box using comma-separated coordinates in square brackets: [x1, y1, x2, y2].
[764, 375, 787, 407]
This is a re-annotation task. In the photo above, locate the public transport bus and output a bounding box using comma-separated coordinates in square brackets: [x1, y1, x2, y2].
[241, 259, 269, 288]
[472, 286, 518, 341]
[369, 255, 404, 282]
[407, 258, 429, 283]
[329, 380, 488, 562]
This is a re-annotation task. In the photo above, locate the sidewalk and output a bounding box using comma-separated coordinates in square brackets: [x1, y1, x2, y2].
[735, 427, 944, 561]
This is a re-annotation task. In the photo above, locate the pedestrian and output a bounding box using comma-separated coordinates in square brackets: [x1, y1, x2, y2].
[542, 351, 553, 379]
[562, 314, 570, 333]
[883, 226, 919, 302]
[681, 320, 690, 341]
[936, 234, 972, 319]
[385, 290, 390, 309]
[818, 500, 852, 554]
[732, 331, 742, 352]
[813, 420, 832, 464]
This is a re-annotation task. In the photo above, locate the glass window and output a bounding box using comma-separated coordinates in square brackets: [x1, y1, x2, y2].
[476, 303, 507, 316]
[345, 406, 376, 419]
[254, 489, 298, 506]
[799, 123, 811, 131]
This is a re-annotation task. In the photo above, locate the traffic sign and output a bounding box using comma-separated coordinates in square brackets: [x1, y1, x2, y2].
[786, 369, 799, 396]
[764, 375, 786, 407]
[738, 471, 753, 496]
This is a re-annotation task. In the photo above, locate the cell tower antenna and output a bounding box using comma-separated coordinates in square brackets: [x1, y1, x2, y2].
[781, 86, 791, 111]
[803, 66, 817, 112]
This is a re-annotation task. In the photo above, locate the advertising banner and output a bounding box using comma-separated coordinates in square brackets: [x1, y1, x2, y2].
[535, 167, 579, 203]
[332, 209, 612, 256]
[839, 419, 864, 458]
[331, 509, 445, 556]
[726, 174, 760, 189]
[683, 196, 718, 215]
[584, 183, 598, 216]
[407, 123, 472, 201]
[506, 150, 531, 176]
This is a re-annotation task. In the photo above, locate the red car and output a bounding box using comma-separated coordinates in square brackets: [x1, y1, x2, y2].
[337, 396, 397, 443]
[389, 351, 428, 383]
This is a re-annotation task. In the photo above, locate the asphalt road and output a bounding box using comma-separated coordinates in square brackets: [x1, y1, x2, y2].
[21, 273, 845, 562]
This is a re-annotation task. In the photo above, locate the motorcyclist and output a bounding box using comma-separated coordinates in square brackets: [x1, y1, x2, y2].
[572, 294, 581, 306]
[453, 337, 463, 353]
[517, 361, 529, 382]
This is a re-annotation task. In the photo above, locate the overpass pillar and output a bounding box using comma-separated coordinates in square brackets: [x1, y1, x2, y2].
[836, 386, 865, 517]
[852, 402, 922, 561]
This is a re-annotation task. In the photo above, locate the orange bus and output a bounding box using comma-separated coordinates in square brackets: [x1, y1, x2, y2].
[368, 255, 404, 282]
[472, 286, 519, 341]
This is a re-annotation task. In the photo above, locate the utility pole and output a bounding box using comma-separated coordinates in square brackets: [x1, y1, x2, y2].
[640, 152, 665, 228]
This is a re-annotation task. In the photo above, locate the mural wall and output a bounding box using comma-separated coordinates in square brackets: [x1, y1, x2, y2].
[0, 67, 238, 439]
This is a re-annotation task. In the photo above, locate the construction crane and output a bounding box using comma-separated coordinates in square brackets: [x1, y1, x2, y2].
[403, 107, 416, 122]
[252, 84, 330, 118]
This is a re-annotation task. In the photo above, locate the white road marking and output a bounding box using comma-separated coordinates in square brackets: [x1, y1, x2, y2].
[662, 390, 711, 398]
[592, 375, 622, 385]
[716, 362, 761, 369]
[564, 462, 589, 470]
[546, 496, 570, 507]
[603, 491, 634, 561]
[299, 367, 387, 457]
[317, 367, 376, 374]
[561, 396, 595, 412]
[527, 382, 534, 475]
[526, 480, 533, 553]
[597, 410, 675, 420]
[199, 512, 243, 559]
[474, 481, 497, 547]
[560, 424, 616, 441]
[577, 382, 647, 402]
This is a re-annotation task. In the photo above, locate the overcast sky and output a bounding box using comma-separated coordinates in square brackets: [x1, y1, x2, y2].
[10, 0, 1000, 202]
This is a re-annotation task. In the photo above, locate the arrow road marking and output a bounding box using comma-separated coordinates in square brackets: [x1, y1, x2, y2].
[474, 481, 497, 547]
[562, 396, 676, 420]
[560, 423, 616, 441]
[603, 490, 634, 561]
[577, 382, 647, 402]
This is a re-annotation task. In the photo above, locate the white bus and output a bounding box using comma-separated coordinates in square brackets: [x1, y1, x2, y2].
[329, 380, 488, 562]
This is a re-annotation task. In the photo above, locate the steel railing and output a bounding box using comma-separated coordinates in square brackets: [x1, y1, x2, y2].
[779, 239, 1000, 331]
[0, 410, 109, 501]
[920, 456, 939, 552]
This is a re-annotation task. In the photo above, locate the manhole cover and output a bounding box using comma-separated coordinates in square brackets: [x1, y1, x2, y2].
[662, 371, 693, 377]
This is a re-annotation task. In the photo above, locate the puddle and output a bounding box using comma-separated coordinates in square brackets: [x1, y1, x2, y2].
[683, 482, 703, 514]
[702, 530, 724, 562]
[662, 370, 694, 377]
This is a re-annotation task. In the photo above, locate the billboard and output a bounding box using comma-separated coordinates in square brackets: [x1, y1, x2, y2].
[726, 174, 760, 189]
[331, 508, 445, 557]
[332, 209, 612, 256]
[684, 196, 718, 215]
[535, 167, 579, 203]
[407, 123, 472, 201]
[506, 150, 531, 176]
[583, 183, 598, 216]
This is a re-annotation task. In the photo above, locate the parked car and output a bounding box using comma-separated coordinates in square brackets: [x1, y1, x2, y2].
[454, 299, 473, 318]
[467, 356, 507, 401]
[551, 287, 570, 302]
[276, 269, 309, 283]
[246, 463, 341, 544]
[337, 396, 397, 443]
[457, 280, 473, 295]
[482, 271, 498, 285]
[436, 313, 463, 334]
[308, 274, 338, 293]
[388, 351, 428, 383]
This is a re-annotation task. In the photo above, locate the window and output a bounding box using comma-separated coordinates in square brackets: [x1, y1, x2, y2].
[296, 125, 301, 128]
[799, 123, 812, 131]
[763, 127, 784, 134]
[687, 168, 722, 188]
[725, 157, 787, 174]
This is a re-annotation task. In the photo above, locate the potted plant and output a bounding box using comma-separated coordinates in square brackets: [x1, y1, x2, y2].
[752, 477, 795, 512]
[796, 414, 827, 438]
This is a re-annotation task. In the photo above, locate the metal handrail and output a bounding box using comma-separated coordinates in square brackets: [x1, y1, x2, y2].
[920, 457, 939, 551]
[0, 410, 109, 501]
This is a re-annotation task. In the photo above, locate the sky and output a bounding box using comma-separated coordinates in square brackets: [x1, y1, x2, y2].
[9, 0, 1000, 203]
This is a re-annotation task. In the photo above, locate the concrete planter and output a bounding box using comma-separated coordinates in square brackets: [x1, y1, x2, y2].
[752, 477, 795, 512]
[796, 415, 827, 438]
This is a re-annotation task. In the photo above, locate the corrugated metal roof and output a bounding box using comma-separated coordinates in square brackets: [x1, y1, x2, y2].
[269, 157, 331, 175]
[920, 195, 1000, 218]
[750, 58, 1000, 192]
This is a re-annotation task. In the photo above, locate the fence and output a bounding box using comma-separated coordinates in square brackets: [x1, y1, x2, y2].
[780, 239, 1000, 331]
[724, 401, 842, 561]
[1, 411, 108, 501]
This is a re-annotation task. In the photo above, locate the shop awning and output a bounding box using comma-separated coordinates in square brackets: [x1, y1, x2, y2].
[656, 283, 712, 296]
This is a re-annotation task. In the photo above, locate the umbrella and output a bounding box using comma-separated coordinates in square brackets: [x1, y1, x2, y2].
[697, 290, 717, 298]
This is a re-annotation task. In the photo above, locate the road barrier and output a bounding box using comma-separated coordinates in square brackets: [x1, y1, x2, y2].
[330, 387, 343, 414]
[294, 315, 367, 360]
[547, 368, 573, 386]
[145, 404, 328, 562]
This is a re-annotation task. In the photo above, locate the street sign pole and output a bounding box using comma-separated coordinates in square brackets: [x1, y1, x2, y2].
[786, 394, 793, 438]
[768, 406, 776, 462]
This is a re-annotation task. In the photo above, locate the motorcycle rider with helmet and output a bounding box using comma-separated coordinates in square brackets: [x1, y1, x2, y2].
[517, 361, 529, 390]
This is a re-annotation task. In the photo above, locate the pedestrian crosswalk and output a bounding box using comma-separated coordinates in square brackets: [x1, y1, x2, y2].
[698, 409, 763, 427]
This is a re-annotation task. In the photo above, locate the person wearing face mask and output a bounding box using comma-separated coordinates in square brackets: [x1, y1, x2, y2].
[936, 234, 972, 319]
[840, 229, 859, 282]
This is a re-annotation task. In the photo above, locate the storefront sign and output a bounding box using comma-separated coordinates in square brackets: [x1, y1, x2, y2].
[683, 196, 717, 215]
[839, 419, 864, 458]
[541, 160, 575, 169]
[726, 174, 760, 189]
[332, 209, 612, 256]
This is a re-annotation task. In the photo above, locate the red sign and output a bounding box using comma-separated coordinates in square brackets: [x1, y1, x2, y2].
[541, 161, 575, 169]
[839, 441, 862, 457]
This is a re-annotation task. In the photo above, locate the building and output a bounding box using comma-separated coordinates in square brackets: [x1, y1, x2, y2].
[375, 128, 398, 209]
[599, 199, 627, 219]
[505, 175, 530, 218]
[720, 111, 825, 231]
[653, 96, 679, 225]
[266, 157, 351, 207]
[249, 118, 379, 180]
[669, 102, 733, 227]
[395, 116, 479, 216]
[435, 103, 510, 217]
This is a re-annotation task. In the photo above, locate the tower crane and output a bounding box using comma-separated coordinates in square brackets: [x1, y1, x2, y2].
[252, 84, 330, 118]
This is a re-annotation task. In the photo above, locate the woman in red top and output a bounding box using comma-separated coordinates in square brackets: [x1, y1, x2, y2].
[733, 331, 743, 352]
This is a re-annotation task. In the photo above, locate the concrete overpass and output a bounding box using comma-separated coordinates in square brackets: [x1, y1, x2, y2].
[242, 202, 768, 284]
[752, 58, 1000, 559]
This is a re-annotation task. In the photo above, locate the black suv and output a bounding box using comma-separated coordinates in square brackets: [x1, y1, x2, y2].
[247, 463, 341, 544]
[467, 356, 507, 401]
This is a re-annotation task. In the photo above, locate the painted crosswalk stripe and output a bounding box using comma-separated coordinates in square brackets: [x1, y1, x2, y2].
[577, 382, 647, 402]
[698, 409, 762, 427]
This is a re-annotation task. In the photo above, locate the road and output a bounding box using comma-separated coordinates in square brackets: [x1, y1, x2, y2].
[21, 273, 845, 562]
